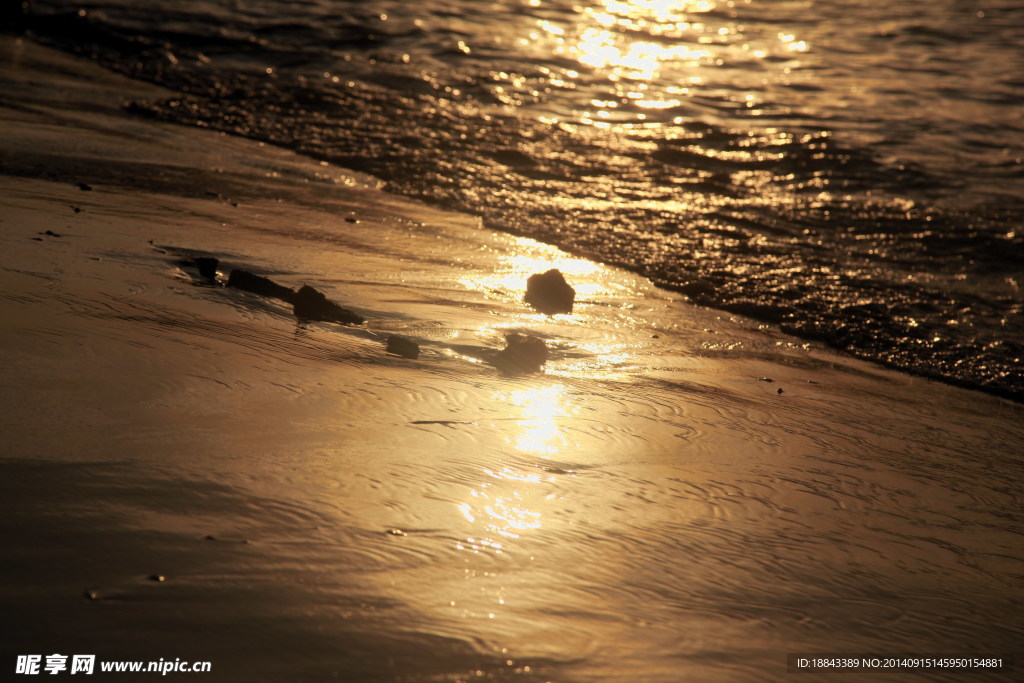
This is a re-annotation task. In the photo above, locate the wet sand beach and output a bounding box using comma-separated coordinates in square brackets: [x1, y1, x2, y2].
[1, 36, 1022, 681]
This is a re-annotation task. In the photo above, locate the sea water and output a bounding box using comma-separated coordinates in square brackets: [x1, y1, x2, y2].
[19, 0, 1024, 399]
[2, 21, 1023, 681]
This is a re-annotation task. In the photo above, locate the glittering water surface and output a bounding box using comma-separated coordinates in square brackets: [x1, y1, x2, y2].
[4, 22, 1024, 675]
[21, 0, 1024, 398]
[3, 167, 1022, 680]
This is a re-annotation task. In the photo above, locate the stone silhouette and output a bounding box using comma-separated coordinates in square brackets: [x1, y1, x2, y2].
[293, 285, 364, 325]
[524, 269, 575, 315]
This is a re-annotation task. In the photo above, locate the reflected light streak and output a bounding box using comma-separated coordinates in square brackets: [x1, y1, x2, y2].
[600, 0, 718, 22]
[779, 32, 809, 52]
[522, 0, 811, 133]
[572, 28, 711, 81]
[482, 491, 543, 537]
[501, 383, 569, 455]
[458, 250, 608, 302]
[456, 384, 571, 548]
[562, 1, 718, 82]
[459, 485, 544, 544]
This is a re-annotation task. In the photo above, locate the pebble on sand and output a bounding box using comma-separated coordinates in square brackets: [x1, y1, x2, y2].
[293, 284, 365, 325]
[194, 257, 219, 280]
[226, 269, 296, 302]
[524, 268, 575, 315]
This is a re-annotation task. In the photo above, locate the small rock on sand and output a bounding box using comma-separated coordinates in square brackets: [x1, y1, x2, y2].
[492, 334, 549, 375]
[524, 268, 575, 315]
[293, 285, 365, 325]
[226, 269, 296, 302]
[194, 257, 219, 280]
[386, 335, 420, 359]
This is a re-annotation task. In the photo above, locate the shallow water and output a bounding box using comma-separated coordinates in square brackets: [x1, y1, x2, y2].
[7, 30, 1024, 682]
[15, 0, 1024, 401]
[2, 128, 1023, 682]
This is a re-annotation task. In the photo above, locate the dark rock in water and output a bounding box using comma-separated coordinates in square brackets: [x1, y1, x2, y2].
[493, 334, 548, 375]
[78, 183, 92, 191]
[293, 285, 364, 325]
[194, 257, 218, 280]
[524, 269, 575, 315]
[386, 335, 420, 359]
[777, 387, 784, 395]
[226, 269, 295, 302]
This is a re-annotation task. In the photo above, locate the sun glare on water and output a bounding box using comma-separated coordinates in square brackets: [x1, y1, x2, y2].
[519, 0, 810, 130]
[552, 0, 718, 81]
[501, 383, 571, 456]
[459, 244, 608, 305]
[454, 384, 572, 548]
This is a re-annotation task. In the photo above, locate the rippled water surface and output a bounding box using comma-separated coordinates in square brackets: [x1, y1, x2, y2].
[3, 36, 1023, 678]
[3, 165, 1023, 680]
[19, 0, 1024, 399]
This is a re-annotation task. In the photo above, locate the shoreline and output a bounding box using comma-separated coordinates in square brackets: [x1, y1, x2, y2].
[2, 35, 1022, 682]
[8, 22, 1022, 405]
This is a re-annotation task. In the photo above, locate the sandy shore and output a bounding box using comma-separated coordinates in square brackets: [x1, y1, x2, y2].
[2, 36, 1022, 681]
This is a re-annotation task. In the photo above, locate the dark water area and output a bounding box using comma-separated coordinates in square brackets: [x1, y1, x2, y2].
[16, 0, 1024, 400]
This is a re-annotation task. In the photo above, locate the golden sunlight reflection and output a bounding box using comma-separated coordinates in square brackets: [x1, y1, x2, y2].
[459, 248, 608, 303]
[597, 0, 718, 23]
[778, 32, 810, 53]
[501, 383, 570, 455]
[550, 1, 717, 83]
[458, 487, 543, 542]
[517, 0, 811, 131]
[455, 385, 571, 548]
[570, 28, 710, 81]
[548, 340, 636, 378]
